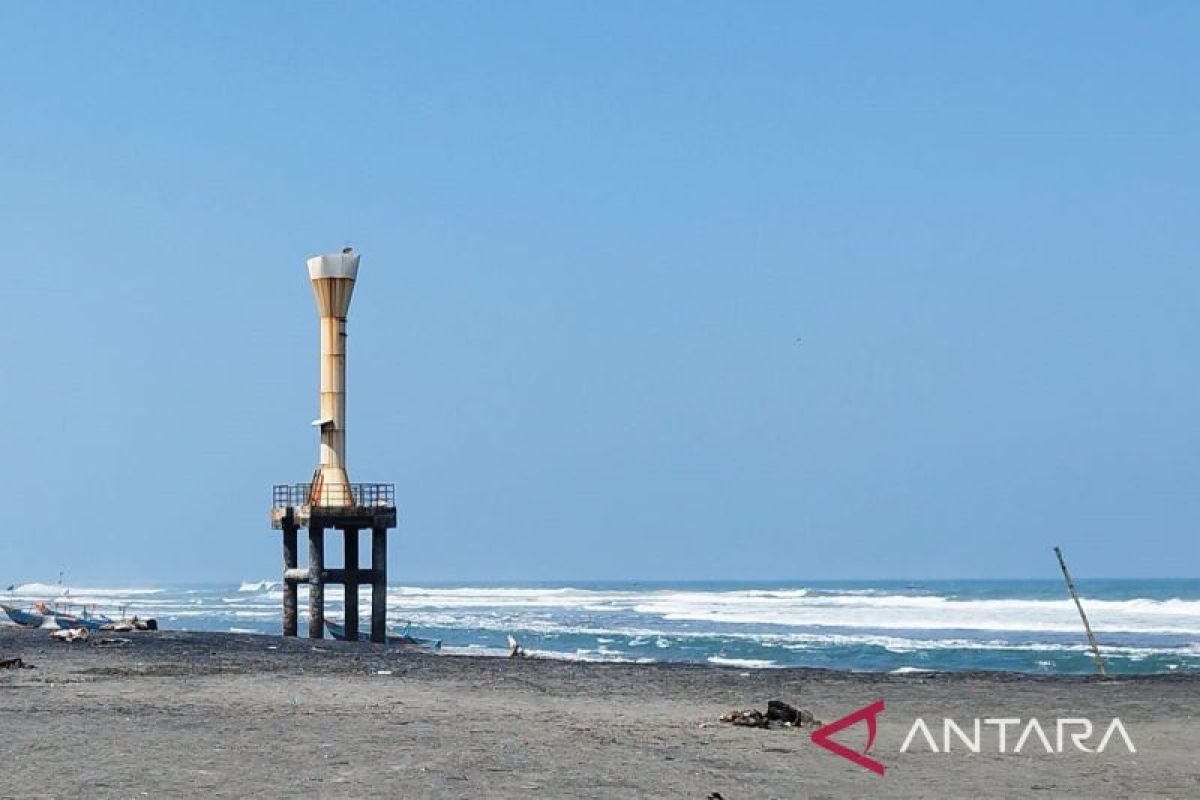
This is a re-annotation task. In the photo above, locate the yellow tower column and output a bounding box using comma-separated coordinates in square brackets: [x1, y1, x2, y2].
[307, 248, 359, 506]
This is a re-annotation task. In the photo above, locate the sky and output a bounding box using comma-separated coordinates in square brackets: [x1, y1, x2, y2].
[0, 2, 1197, 584]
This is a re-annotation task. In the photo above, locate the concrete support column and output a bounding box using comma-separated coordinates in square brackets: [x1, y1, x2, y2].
[371, 526, 387, 643]
[343, 527, 359, 642]
[282, 520, 298, 637]
[308, 524, 325, 639]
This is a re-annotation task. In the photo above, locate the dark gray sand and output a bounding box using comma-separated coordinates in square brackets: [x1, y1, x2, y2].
[2, 627, 1198, 799]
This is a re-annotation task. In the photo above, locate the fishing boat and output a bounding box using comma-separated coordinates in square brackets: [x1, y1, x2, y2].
[1, 603, 51, 628]
[324, 619, 441, 650]
[51, 610, 114, 631]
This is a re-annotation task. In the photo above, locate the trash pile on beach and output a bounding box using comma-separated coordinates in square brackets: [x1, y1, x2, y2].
[720, 699, 819, 729]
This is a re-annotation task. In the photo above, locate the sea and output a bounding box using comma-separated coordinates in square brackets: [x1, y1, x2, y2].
[6, 579, 1200, 675]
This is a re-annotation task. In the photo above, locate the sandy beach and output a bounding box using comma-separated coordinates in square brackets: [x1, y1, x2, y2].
[1, 627, 1197, 799]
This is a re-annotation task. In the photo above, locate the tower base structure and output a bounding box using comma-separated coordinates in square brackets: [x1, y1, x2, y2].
[271, 484, 397, 643]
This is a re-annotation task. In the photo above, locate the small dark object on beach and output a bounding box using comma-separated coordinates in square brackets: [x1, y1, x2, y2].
[766, 699, 799, 725]
[720, 709, 768, 728]
[0, 657, 33, 669]
[766, 699, 815, 727]
[708, 793, 725, 800]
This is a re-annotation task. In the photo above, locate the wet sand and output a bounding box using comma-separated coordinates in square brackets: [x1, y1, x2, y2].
[1, 627, 1197, 798]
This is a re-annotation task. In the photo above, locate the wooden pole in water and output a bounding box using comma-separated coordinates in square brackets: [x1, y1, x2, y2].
[1054, 546, 1106, 676]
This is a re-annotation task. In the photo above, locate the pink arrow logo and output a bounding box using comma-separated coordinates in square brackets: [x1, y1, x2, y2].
[810, 699, 886, 775]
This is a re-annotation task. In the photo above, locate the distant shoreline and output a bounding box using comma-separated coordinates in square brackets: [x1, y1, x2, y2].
[3, 626, 1199, 681]
[7, 576, 1200, 675]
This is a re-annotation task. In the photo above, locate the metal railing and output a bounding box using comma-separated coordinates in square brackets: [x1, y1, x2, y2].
[272, 483, 395, 509]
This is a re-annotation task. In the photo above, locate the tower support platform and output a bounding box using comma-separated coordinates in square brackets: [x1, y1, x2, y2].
[271, 483, 397, 643]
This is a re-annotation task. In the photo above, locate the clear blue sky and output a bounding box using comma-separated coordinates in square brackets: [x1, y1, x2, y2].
[1, 2, 1196, 583]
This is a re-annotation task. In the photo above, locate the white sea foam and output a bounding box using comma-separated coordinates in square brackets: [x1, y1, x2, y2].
[11, 582, 163, 598]
[538, 649, 656, 665]
[254, 594, 1200, 651]
[413, 589, 1199, 636]
[221, 582, 1200, 636]
[708, 656, 779, 668]
[441, 644, 513, 659]
[238, 580, 279, 593]
[630, 592, 1200, 635]
[362, 585, 1200, 636]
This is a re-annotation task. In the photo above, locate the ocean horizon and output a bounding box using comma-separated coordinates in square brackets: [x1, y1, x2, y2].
[7, 578, 1199, 675]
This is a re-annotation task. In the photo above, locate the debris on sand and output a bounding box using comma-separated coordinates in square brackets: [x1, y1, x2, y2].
[51, 627, 89, 643]
[0, 657, 34, 669]
[721, 699, 818, 729]
[721, 708, 769, 728]
[94, 637, 133, 648]
[507, 634, 527, 659]
[766, 699, 816, 727]
[102, 617, 158, 632]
